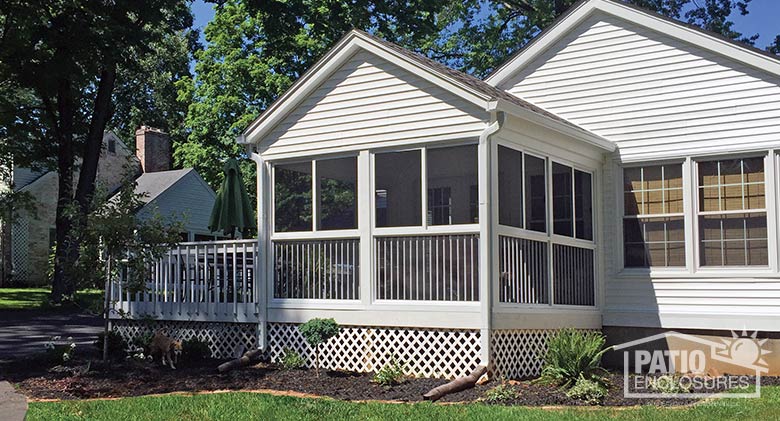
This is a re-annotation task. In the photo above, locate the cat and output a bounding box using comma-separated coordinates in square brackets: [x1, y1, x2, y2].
[149, 330, 183, 369]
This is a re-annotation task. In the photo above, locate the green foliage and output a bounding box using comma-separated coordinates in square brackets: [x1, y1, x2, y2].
[298, 318, 339, 376]
[182, 338, 212, 363]
[540, 329, 610, 388]
[43, 336, 77, 364]
[298, 318, 340, 348]
[649, 375, 693, 394]
[373, 357, 406, 386]
[483, 382, 519, 402]
[131, 332, 156, 353]
[280, 348, 306, 370]
[565, 375, 608, 405]
[95, 332, 127, 359]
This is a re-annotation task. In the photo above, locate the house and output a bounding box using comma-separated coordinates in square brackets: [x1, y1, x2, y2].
[109, 0, 780, 378]
[1, 128, 219, 286]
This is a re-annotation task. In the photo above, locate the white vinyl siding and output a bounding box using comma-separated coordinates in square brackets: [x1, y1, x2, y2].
[262, 50, 486, 157]
[501, 12, 780, 162]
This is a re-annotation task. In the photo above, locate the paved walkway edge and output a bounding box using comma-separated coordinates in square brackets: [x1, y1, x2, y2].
[0, 381, 27, 421]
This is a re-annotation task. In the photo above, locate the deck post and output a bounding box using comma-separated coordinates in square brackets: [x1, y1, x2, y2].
[358, 150, 372, 306]
[478, 112, 503, 368]
[251, 150, 268, 350]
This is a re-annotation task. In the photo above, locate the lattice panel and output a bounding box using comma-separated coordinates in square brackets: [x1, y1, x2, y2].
[112, 320, 258, 359]
[490, 329, 554, 379]
[10, 216, 29, 282]
[267, 322, 481, 379]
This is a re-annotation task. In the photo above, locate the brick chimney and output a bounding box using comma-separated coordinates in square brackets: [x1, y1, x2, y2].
[135, 126, 171, 173]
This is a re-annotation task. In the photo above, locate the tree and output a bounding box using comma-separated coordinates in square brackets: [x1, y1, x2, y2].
[74, 173, 183, 362]
[0, 0, 192, 302]
[768, 35, 780, 56]
[298, 318, 340, 377]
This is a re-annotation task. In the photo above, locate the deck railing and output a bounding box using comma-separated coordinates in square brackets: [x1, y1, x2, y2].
[272, 238, 360, 300]
[375, 234, 479, 302]
[110, 239, 260, 322]
[498, 233, 595, 307]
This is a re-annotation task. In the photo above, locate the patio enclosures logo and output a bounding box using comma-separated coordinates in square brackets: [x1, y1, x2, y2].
[614, 330, 770, 398]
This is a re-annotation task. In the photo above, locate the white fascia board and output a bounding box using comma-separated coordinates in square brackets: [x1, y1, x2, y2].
[242, 32, 493, 145]
[487, 0, 780, 88]
[494, 98, 616, 152]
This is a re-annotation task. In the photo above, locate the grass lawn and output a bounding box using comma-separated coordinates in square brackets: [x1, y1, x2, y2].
[27, 386, 780, 421]
[0, 287, 102, 311]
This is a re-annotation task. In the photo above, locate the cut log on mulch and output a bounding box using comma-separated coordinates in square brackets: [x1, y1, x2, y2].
[217, 349, 265, 373]
[423, 365, 487, 401]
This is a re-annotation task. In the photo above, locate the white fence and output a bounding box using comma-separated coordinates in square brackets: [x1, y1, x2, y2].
[109, 239, 260, 322]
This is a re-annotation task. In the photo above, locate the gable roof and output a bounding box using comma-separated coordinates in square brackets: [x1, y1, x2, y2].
[133, 168, 208, 206]
[239, 29, 614, 152]
[486, 0, 780, 87]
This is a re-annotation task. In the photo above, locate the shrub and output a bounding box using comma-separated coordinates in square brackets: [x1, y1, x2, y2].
[373, 357, 406, 386]
[182, 338, 211, 363]
[565, 375, 608, 405]
[95, 332, 126, 359]
[484, 382, 519, 402]
[298, 318, 340, 377]
[44, 336, 76, 364]
[131, 332, 155, 353]
[540, 328, 610, 388]
[648, 374, 692, 394]
[280, 348, 306, 370]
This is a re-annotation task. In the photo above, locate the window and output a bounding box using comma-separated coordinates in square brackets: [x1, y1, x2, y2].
[274, 162, 312, 232]
[427, 145, 478, 225]
[525, 155, 547, 232]
[375, 150, 421, 227]
[498, 145, 523, 228]
[623, 164, 685, 268]
[107, 138, 116, 154]
[698, 157, 767, 267]
[552, 163, 593, 240]
[318, 157, 357, 230]
[552, 163, 573, 237]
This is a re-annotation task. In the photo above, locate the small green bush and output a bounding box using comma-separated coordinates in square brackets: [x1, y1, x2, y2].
[182, 338, 211, 363]
[540, 328, 610, 388]
[298, 318, 340, 376]
[95, 332, 127, 359]
[280, 348, 305, 370]
[484, 382, 519, 402]
[565, 375, 608, 405]
[131, 332, 154, 353]
[648, 374, 692, 394]
[373, 357, 406, 386]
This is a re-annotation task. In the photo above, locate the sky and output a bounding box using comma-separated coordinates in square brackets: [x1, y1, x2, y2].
[190, 0, 779, 61]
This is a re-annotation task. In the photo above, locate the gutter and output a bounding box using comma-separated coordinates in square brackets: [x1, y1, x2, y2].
[248, 147, 268, 351]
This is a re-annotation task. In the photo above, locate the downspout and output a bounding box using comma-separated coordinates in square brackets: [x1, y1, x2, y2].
[247, 144, 268, 351]
[477, 111, 504, 373]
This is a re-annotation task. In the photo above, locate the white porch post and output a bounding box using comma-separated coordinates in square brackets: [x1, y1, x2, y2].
[358, 150, 372, 306]
[478, 112, 502, 368]
[250, 149, 268, 350]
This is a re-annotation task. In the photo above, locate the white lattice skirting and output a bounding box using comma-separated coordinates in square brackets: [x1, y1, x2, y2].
[111, 319, 258, 359]
[490, 329, 555, 379]
[267, 322, 482, 379]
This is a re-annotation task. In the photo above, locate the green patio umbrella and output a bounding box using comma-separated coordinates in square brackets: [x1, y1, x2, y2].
[209, 158, 255, 238]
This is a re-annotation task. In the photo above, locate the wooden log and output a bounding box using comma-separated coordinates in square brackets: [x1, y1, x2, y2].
[217, 348, 265, 373]
[422, 365, 487, 401]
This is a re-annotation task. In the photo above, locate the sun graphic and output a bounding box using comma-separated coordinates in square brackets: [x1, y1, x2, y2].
[715, 329, 772, 368]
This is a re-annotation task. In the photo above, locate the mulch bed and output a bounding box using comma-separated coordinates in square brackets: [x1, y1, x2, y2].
[2, 350, 777, 407]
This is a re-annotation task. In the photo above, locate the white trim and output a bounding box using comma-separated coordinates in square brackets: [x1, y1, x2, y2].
[486, 0, 780, 88]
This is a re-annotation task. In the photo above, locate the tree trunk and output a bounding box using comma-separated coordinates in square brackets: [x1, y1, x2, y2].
[422, 365, 487, 401]
[217, 348, 265, 373]
[103, 254, 111, 363]
[51, 78, 76, 304]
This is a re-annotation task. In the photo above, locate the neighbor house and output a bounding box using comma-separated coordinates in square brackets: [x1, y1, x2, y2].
[108, 0, 780, 378]
[1, 127, 219, 286]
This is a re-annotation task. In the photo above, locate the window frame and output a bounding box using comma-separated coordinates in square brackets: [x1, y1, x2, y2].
[270, 153, 360, 240]
[371, 142, 481, 236]
[618, 151, 779, 277]
[693, 153, 771, 271]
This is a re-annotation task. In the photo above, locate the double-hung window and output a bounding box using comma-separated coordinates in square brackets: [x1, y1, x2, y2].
[697, 157, 768, 267]
[622, 164, 685, 268]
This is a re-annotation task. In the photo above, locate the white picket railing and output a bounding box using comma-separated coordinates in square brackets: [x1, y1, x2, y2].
[110, 239, 260, 322]
[375, 234, 480, 302]
[272, 238, 360, 300]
